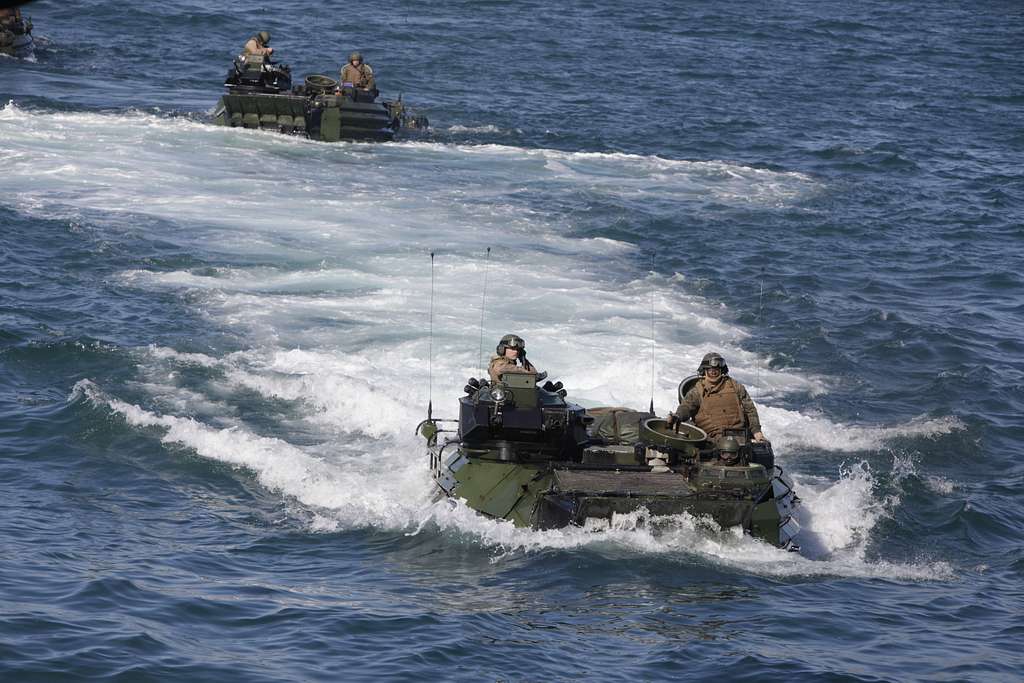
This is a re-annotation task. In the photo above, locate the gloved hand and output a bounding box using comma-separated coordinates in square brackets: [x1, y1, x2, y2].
[666, 413, 677, 428]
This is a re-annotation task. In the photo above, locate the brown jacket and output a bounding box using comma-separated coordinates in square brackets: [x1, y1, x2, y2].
[676, 376, 761, 439]
[243, 37, 272, 57]
[488, 355, 536, 383]
[340, 62, 375, 90]
[0, 8, 17, 41]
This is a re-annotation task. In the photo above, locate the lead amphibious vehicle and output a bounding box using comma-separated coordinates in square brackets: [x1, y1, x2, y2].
[211, 55, 427, 142]
[420, 372, 799, 548]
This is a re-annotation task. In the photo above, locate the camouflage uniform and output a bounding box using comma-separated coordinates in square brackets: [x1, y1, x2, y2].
[243, 34, 272, 57]
[675, 376, 761, 440]
[0, 8, 16, 46]
[340, 62, 375, 90]
[488, 355, 536, 383]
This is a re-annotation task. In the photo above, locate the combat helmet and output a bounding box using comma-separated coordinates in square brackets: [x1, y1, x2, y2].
[257, 31, 271, 45]
[697, 352, 728, 376]
[717, 435, 741, 464]
[496, 334, 525, 357]
[349, 51, 363, 63]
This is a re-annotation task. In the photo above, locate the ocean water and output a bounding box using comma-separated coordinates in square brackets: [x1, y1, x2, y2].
[2, 1, 1023, 680]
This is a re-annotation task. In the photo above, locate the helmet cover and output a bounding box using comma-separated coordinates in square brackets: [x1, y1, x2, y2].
[698, 352, 729, 376]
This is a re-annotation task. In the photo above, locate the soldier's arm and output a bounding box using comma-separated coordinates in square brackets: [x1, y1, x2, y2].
[674, 387, 701, 423]
[736, 383, 764, 438]
[488, 358, 506, 383]
[244, 39, 270, 56]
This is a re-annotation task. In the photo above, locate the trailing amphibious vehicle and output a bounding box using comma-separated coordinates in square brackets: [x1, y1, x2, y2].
[0, 11, 34, 60]
[420, 372, 799, 548]
[211, 55, 427, 142]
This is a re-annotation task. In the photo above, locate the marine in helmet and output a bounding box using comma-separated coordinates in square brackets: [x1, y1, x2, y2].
[488, 334, 538, 383]
[243, 31, 274, 57]
[340, 51, 376, 91]
[0, 8, 21, 28]
[0, 7, 23, 48]
[669, 352, 766, 442]
[716, 435, 742, 465]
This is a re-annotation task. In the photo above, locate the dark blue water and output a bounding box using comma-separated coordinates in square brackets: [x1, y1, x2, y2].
[3, 1, 1023, 680]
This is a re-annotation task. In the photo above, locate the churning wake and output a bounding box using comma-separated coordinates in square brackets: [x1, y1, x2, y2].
[4, 102, 957, 580]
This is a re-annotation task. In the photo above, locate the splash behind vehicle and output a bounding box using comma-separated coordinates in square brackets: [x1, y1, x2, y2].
[211, 55, 427, 142]
[0, 12, 34, 60]
[421, 372, 799, 548]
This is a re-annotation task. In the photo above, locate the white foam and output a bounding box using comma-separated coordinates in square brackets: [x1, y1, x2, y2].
[142, 345, 223, 368]
[925, 476, 956, 495]
[763, 405, 965, 453]
[72, 379, 434, 529]
[15, 103, 953, 579]
[445, 124, 512, 135]
[0, 104, 815, 227]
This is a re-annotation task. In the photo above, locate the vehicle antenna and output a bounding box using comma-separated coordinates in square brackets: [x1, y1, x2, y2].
[649, 251, 656, 415]
[478, 247, 492, 375]
[428, 251, 435, 420]
[756, 267, 764, 387]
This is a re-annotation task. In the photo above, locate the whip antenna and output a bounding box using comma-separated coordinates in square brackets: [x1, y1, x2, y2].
[478, 247, 491, 374]
[756, 268, 764, 387]
[649, 251, 656, 415]
[428, 251, 435, 419]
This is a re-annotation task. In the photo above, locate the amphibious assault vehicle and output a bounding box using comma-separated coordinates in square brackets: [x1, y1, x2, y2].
[0, 12, 34, 60]
[421, 372, 799, 548]
[211, 55, 427, 142]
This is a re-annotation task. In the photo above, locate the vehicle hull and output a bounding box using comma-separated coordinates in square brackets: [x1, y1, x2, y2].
[212, 92, 400, 142]
[431, 447, 800, 548]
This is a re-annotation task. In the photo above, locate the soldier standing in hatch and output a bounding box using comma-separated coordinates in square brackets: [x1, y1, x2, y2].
[243, 31, 274, 57]
[488, 334, 538, 383]
[340, 51, 375, 91]
[0, 7, 21, 28]
[0, 8, 21, 47]
[669, 352, 766, 442]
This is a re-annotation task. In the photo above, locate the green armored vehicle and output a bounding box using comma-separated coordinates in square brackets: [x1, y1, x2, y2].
[211, 55, 427, 142]
[421, 372, 800, 548]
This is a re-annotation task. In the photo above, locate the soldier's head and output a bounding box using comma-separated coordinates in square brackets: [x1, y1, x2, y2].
[698, 352, 728, 379]
[349, 51, 363, 65]
[257, 31, 271, 46]
[717, 436, 741, 464]
[497, 334, 525, 360]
